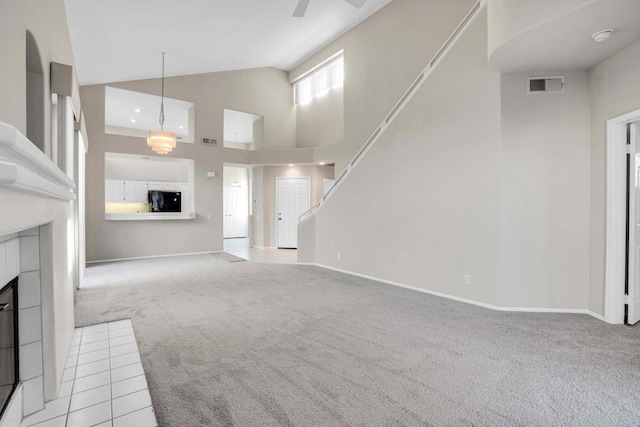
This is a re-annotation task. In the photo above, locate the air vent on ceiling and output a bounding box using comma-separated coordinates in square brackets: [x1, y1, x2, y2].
[201, 137, 217, 146]
[527, 76, 564, 94]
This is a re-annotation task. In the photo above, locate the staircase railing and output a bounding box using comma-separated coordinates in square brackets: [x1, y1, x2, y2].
[299, 1, 483, 225]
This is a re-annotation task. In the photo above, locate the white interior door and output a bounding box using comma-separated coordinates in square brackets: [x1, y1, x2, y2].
[630, 122, 640, 325]
[276, 177, 310, 249]
[223, 185, 248, 238]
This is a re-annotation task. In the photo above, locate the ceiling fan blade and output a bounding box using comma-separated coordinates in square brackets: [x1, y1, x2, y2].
[344, 0, 367, 9]
[293, 0, 311, 17]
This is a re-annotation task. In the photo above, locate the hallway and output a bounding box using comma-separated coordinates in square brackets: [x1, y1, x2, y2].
[223, 237, 298, 264]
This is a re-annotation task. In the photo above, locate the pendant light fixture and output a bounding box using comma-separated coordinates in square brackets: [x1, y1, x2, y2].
[147, 52, 177, 155]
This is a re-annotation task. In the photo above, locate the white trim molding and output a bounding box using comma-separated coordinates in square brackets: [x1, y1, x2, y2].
[0, 122, 75, 200]
[85, 250, 219, 266]
[301, 263, 606, 322]
[604, 108, 640, 324]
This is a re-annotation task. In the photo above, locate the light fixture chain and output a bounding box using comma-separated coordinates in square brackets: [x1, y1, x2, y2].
[159, 52, 166, 129]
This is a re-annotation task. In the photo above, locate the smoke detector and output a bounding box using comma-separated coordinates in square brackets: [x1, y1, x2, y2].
[592, 29, 614, 42]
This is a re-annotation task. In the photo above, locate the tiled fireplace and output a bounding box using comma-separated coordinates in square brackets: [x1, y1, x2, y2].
[0, 121, 77, 426]
[0, 228, 46, 426]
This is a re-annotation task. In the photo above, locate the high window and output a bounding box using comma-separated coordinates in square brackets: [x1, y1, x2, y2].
[294, 54, 344, 105]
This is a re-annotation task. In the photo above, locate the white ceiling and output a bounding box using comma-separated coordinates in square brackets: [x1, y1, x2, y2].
[64, 0, 392, 85]
[489, 0, 640, 72]
[105, 86, 194, 138]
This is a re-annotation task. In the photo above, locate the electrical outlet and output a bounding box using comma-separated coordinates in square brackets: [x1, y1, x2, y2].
[337, 252, 341, 260]
[463, 274, 471, 285]
[207, 213, 212, 220]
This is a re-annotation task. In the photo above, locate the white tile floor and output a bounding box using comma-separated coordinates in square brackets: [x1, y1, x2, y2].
[223, 238, 298, 264]
[21, 320, 157, 427]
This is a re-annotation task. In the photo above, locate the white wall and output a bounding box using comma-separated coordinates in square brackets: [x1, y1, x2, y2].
[296, 85, 344, 148]
[500, 71, 591, 308]
[589, 39, 640, 315]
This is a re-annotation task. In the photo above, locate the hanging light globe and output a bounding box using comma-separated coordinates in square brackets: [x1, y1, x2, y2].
[147, 130, 176, 155]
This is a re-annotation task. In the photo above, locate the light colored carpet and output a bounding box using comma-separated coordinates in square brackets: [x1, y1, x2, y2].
[76, 255, 640, 426]
[211, 252, 247, 263]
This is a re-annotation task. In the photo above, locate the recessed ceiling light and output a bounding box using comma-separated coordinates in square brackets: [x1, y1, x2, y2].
[592, 29, 614, 42]
[130, 119, 136, 123]
[179, 126, 184, 130]
[319, 162, 325, 166]
[289, 164, 294, 167]
[134, 108, 141, 113]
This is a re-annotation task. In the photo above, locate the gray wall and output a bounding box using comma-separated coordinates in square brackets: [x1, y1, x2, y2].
[254, 165, 334, 248]
[589, 40, 640, 314]
[0, 0, 26, 133]
[500, 71, 591, 308]
[82, 67, 297, 261]
[302, 12, 504, 306]
[299, 8, 609, 312]
[289, 0, 478, 174]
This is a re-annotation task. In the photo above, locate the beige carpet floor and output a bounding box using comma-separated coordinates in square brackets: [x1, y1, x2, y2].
[76, 254, 640, 426]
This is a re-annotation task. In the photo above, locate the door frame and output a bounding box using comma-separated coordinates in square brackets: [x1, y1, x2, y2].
[605, 108, 640, 324]
[275, 176, 311, 248]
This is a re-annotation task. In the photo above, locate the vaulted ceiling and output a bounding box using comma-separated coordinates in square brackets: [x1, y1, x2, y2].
[64, 0, 392, 85]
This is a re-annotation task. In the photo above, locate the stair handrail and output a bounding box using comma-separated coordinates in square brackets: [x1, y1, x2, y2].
[299, 1, 483, 225]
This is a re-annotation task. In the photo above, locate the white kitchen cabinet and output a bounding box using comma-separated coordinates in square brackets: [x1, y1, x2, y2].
[163, 182, 179, 191]
[106, 180, 147, 202]
[123, 181, 136, 202]
[134, 181, 149, 203]
[178, 184, 190, 213]
[106, 180, 125, 202]
[105, 179, 193, 216]
[147, 181, 164, 191]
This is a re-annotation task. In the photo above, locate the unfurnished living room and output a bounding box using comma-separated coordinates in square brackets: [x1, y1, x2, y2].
[1, 0, 640, 426]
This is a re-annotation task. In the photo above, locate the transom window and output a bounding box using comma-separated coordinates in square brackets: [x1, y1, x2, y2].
[294, 54, 344, 105]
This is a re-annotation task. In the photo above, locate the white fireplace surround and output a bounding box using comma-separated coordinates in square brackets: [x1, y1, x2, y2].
[0, 122, 75, 201]
[0, 122, 76, 426]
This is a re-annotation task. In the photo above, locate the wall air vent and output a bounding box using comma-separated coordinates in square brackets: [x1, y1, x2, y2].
[527, 76, 564, 94]
[201, 137, 217, 146]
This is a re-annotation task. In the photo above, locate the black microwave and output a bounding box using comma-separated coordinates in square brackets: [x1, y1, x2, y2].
[148, 190, 181, 212]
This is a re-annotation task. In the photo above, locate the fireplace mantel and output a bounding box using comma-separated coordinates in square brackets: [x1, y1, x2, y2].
[0, 122, 75, 200]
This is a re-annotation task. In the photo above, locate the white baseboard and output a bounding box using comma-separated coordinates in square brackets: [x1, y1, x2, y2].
[585, 310, 605, 321]
[252, 245, 277, 249]
[304, 262, 606, 321]
[87, 250, 220, 264]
